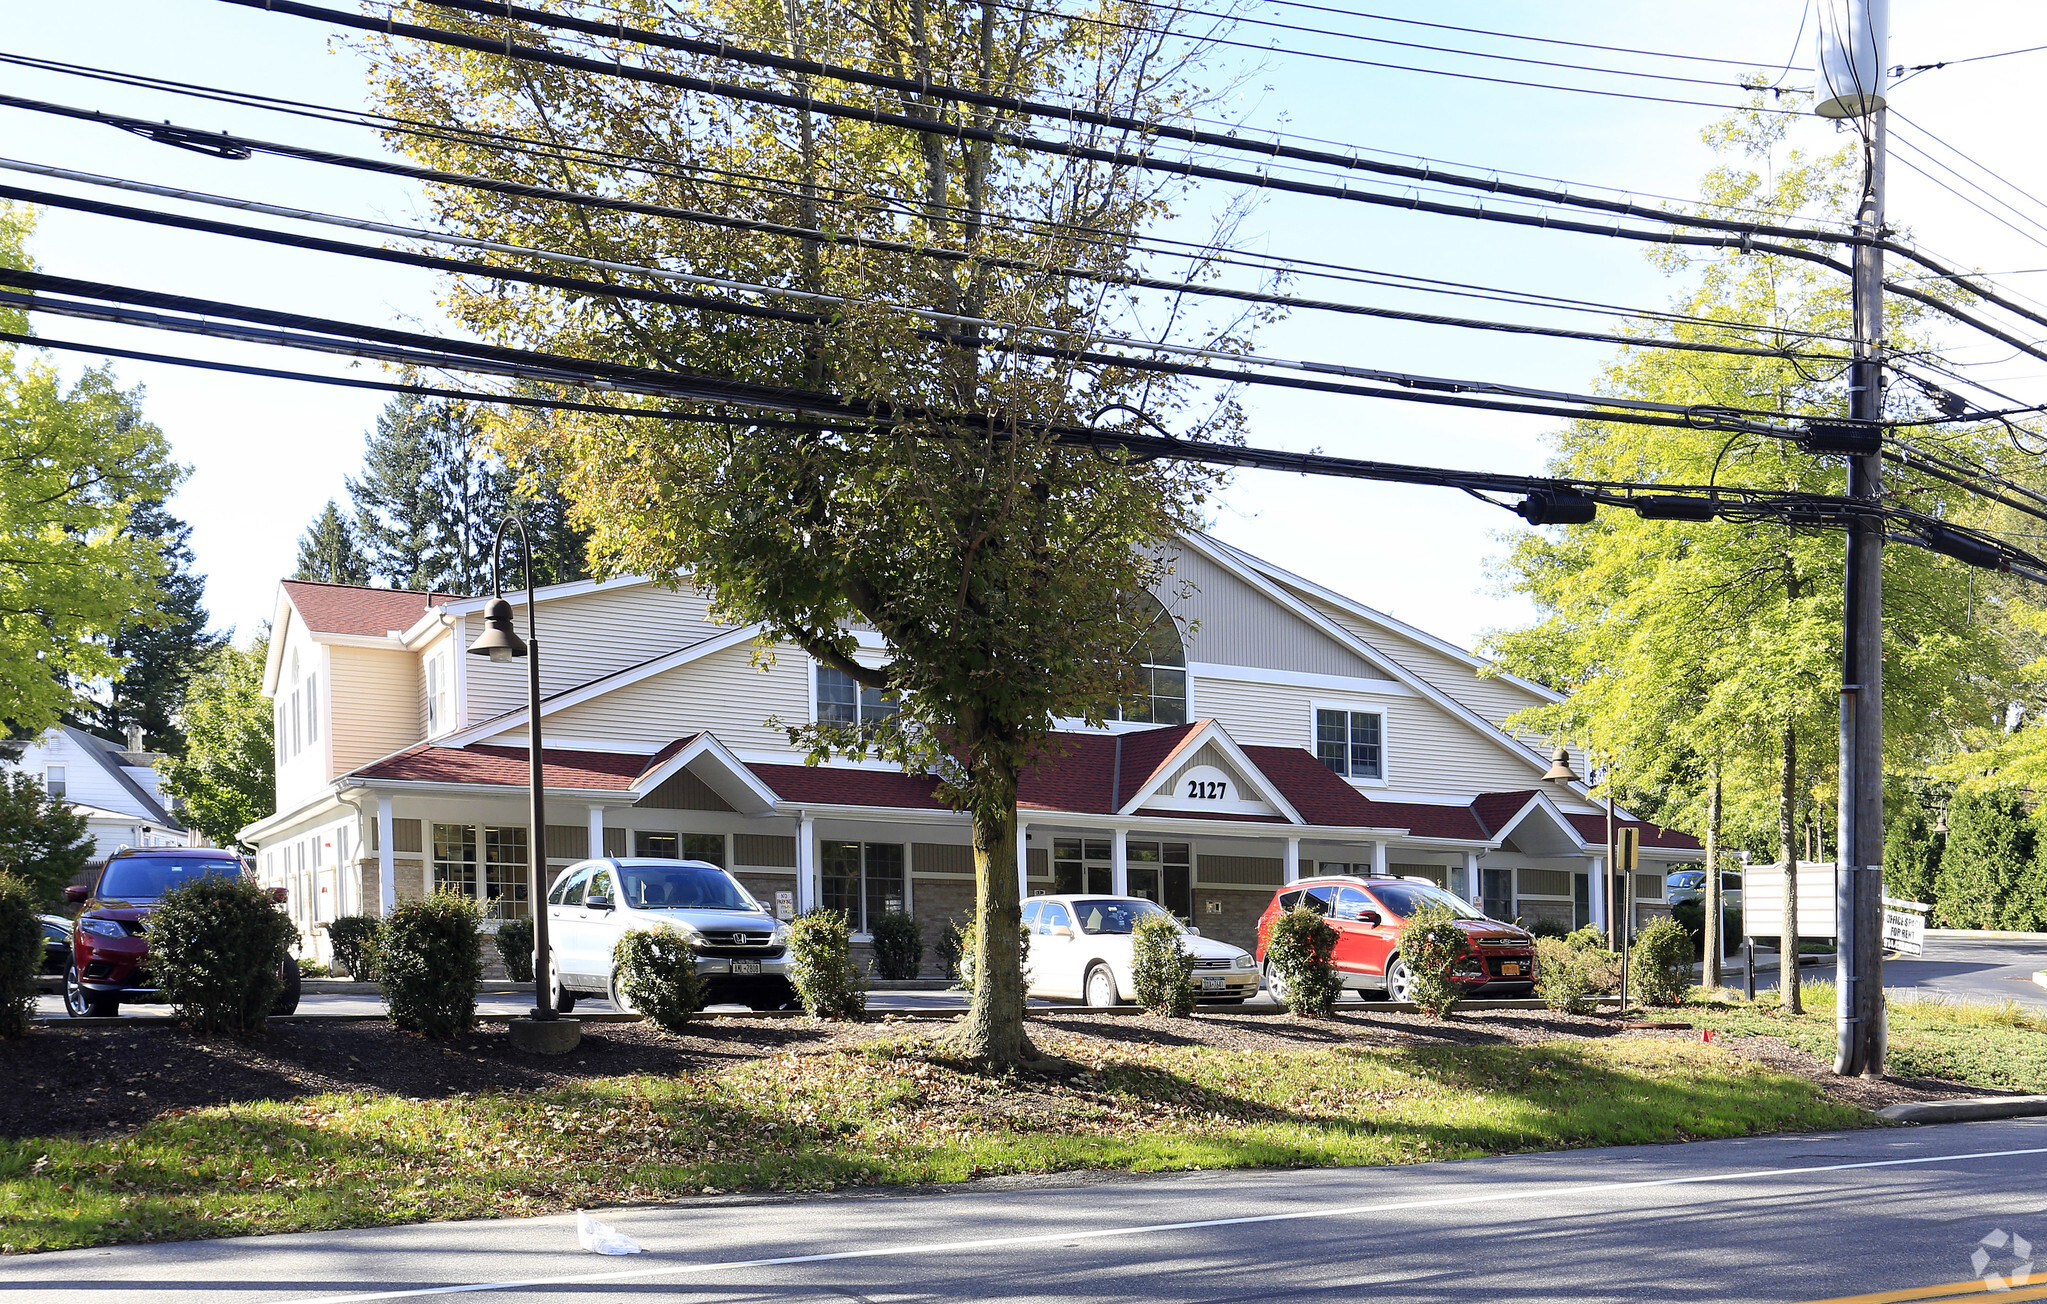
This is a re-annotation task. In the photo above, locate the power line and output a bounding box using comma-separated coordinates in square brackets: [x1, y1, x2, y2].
[1895, 43, 2047, 73]
[1240, 0, 1793, 69]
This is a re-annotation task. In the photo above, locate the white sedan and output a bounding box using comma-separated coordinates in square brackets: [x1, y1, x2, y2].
[1023, 895, 1260, 1006]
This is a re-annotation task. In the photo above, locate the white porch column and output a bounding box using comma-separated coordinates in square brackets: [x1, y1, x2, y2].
[1111, 827, 1129, 897]
[1371, 840, 1389, 877]
[796, 813, 817, 913]
[1017, 820, 1031, 901]
[1284, 837, 1301, 884]
[376, 794, 396, 917]
[1457, 851, 1479, 903]
[587, 804, 605, 860]
[1589, 854, 1609, 931]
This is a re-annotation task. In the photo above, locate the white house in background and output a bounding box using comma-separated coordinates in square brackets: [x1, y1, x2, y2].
[8, 724, 196, 863]
[240, 535, 1701, 967]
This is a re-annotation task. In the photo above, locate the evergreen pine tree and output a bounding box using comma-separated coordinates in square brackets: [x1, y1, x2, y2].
[74, 498, 222, 753]
[507, 470, 591, 586]
[1932, 789, 2033, 929]
[1882, 791, 1944, 912]
[421, 401, 503, 595]
[294, 499, 371, 585]
[349, 394, 442, 591]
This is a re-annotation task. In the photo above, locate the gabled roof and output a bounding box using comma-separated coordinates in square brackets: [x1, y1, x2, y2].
[1470, 788, 1702, 852]
[60, 726, 180, 829]
[1241, 746, 1489, 841]
[279, 580, 457, 638]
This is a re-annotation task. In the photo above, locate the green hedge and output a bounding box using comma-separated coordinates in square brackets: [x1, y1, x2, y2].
[789, 910, 865, 1019]
[326, 915, 384, 982]
[146, 873, 297, 1036]
[494, 917, 535, 984]
[613, 926, 704, 1032]
[1399, 903, 1473, 1019]
[0, 873, 41, 1038]
[1130, 915, 1196, 1017]
[1266, 906, 1340, 1017]
[869, 911, 923, 980]
[379, 890, 485, 1038]
[1632, 917, 1694, 1007]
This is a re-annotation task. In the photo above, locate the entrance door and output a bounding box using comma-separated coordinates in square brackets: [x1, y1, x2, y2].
[1052, 839, 1113, 895]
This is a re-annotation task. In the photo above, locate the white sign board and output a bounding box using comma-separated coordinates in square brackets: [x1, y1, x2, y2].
[774, 890, 794, 921]
[1883, 896, 1929, 957]
[1741, 862, 1839, 939]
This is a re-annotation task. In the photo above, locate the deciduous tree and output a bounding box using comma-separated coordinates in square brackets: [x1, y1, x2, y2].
[0, 770, 93, 904]
[159, 634, 275, 851]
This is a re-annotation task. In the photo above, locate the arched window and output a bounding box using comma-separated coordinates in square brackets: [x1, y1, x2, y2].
[1111, 592, 1186, 725]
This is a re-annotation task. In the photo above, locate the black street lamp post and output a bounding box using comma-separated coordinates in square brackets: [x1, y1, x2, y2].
[469, 515, 580, 1054]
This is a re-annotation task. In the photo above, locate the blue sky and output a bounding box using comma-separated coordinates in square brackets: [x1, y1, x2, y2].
[8, 0, 2047, 652]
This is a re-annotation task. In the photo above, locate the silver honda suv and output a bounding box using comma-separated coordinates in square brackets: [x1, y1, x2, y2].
[542, 857, 796, 1011]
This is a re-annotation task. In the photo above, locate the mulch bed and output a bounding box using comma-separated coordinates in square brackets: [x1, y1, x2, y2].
[5, 1004, 1991, 1141]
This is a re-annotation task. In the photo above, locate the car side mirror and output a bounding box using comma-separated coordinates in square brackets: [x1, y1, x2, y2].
[64, 885, 89, 904]
[269, 887, 288, 905]
[1048, 924, 1073, 938]
[586, 894, 613, 912]
[1360, 910, 1381, 927]
[1185, 926, 1201, 936]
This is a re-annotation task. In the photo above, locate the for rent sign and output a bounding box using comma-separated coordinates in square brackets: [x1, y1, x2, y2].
[1883, 896, 1930, 957]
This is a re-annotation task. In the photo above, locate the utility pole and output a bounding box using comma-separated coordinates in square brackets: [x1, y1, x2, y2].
[1816, 0, 1889, 1078]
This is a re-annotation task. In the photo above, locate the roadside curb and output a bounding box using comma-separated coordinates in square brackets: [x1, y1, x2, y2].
[1876, 1095, 2047, 1124]
[1926, 928, 2047, 942]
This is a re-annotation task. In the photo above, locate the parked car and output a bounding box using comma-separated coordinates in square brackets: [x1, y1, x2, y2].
[543, 857, 796, 1011]
[62, 847, 302, 1018]
[39, 914, 72, 974]
[1019, 895, 1259, 1006]
[1666, 870, 1743, 908]
[1254, 875, 1537, 1002]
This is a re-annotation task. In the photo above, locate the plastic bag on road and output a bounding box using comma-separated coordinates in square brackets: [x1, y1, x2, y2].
[577, 1210, 644, 1255]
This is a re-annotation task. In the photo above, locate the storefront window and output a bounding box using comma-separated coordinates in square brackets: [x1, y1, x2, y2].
[432, 823, 477, 899]
[483, 826, 529, 919]
[683, 833, 727, 866]
[635, 831, 680, 858]
[1052, 838, 1113, 895]
[821, 841, 905, 932]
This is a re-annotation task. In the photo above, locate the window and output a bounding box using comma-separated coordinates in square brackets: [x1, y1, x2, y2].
[1109, 591, 1186, 725]
[586, 866, 616, 906]
[1126, 840, 1192, 919]
[425, 655, 450, 735]
[683, 833, 727, 867]
[549, 864, 592, 906]
[1366, 881, 1480, 920]
[1332, 886, 1374, 921]
[483, 827, 529, 919]
[43, 765, 65, 801]
[816, 665, 901, 734]
[1039, 902, 1073, 934]
[635, 831, 680, 858]
[1020, 900, 1043, 932]
[821, 840, 905, 933]
[1316, 708, 1383, 779]
[1052, 838, 1114, 896]
[433, 824, 478, 899]
[305, 673, 319, 745]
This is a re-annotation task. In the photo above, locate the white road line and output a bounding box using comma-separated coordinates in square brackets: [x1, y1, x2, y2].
[281, 1143, 2047, 1304]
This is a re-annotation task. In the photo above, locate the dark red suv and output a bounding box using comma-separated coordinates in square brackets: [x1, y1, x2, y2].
[63, 847, 302, 1018]
[1255, 875, 1537, 1003]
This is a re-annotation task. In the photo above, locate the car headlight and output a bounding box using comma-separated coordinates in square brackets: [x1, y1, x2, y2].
[1233, 954, 1256, 970]
[667, 922, 705, 945]
[78, 916, 126, 938]
[772, 921, 792, 946]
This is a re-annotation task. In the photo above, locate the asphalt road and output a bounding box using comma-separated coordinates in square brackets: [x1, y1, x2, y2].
[7, 1118, 2046, 1303]
[1735, 933, 2047, 1008]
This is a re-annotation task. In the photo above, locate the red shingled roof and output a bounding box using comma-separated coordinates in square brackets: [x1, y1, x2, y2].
[351, 736, 702, 790]
[282, 580, 458, 638]
[1468, 787, 1701, 851]
[749, 763, 950, 811]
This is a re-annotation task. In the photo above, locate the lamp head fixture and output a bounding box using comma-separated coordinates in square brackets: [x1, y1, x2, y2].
[1543, 745, 1576, 784]
[468, 596, 527, 663]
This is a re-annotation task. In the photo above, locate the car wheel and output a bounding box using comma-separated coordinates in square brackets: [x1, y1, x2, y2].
[608, 969, 638, 1016]
[1386, 957, 1417, 1003]
[65, 963, 117, 1018]
[1262, 961, 1290, 1005]
[271, 958, 302, 1015]
[1084, 964, 1121, 1008]
[547, 954, 576, 1012]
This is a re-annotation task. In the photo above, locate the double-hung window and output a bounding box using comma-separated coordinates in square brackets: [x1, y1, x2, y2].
[820, 840, 905, 933]
[43, 765, 65, 800]
[816, 665, 901, 734]
[425, 654, 453, 736]
[1315, 708, 1383, 780]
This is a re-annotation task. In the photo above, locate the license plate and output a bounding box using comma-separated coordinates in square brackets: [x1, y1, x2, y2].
[731, 961, 761, 975]
[1499, 962, 1522, 976]
[1201, 976, 1226, 991]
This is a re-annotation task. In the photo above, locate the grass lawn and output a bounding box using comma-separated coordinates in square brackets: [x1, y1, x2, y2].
[0, 1031, 1865, 1254]
[1685, 983, 2047, 1094]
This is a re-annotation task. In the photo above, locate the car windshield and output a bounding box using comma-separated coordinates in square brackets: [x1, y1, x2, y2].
[1071, 898, 1175, 935]
[97, 856, 242, 900]
[616, 863, 758, 912]
[1366, 881, 1483, 920]
[1668, 872, 1706, 888]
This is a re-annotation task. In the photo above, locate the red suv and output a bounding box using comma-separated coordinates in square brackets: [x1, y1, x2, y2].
[63, 847, 302, 1018]
[1254, 875, 1537, 1003]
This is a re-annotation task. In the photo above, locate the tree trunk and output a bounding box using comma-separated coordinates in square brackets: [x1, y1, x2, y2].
[1779, 722, 1801, 1015]
[1704, 762, 1723, 990]
[945, 789, 1038, 1066]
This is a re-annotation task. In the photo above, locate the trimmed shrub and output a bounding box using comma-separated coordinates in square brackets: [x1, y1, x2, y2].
[1399, 903, 1474, 1018]
[494, 916, 536, 984]
[1130, 914, 1196, 1017]
[956, 918, 1032, 1016]
[296, 957, 331, 978]
[380, 890, 486, 1038]
[147, 872, 297, 1036]
[870, 910, 923, 980]
[1266, 906, 1340, 1017]
[1524, 916, 1573, 940]
[1534, 935, 1621, 1012]
[1563, 924, 1608, 952]
[327, 915, 384, 982]
[789, 909, 865, 1019]
[0, 873, 41, 1039]
[937, 919, 966, 980]
[613, 926, 704, 1032]
[1632, 916, 1694, 1007]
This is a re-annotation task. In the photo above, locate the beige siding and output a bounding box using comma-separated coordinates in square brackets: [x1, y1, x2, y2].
[541, 644, 807, 750]
[1154, 545, 1389, 679]
[463, 582, 741, 723]
[1292, 591, 1553, 731]
[1191, 673, 1543, 800]
[329, 645, 422, 775]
